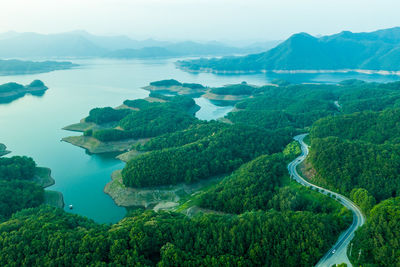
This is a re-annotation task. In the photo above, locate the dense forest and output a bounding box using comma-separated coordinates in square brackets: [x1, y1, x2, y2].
[0, 206, 348, 267]
[310, 108, 400, 144]
[86, 107, 132, 124]
[198, 151, 349, 216]
[83, 95, 200, 142]
[0, 156, 44, 221]
[309, 109, 400, 201]
[136, 121, 226, 151]
[226, 80, 400, 130]
[225, 83, 338, 129]
[305, 92, 400, 265]
[309, 136, 400, 201]
[350, 197, 400, 266]
[122, 125, 295, 187]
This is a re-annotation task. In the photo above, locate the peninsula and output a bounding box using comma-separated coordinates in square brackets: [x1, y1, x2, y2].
[62, 93, 200, 155]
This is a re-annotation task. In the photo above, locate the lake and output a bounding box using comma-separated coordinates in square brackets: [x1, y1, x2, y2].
[0, 58, 399, 223]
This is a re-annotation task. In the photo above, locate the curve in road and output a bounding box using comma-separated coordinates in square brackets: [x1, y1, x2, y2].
[288, 134, 365, 267]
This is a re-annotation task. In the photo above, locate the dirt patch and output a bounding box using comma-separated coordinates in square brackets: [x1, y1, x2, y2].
[298, 159, 317, 182]
[105, 170, 224, 209]
[62, 136, 143, 154]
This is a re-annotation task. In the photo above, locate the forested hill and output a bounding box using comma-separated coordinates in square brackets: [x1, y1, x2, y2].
[0, 59, 76, 76]
[177, 27, 400, 73]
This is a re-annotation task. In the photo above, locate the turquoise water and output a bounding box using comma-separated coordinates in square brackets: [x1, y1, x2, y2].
[0, 58, 399, 223]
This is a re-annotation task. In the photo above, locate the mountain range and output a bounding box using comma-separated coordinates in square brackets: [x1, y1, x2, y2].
[0, 31, 277, 59]
[176, 27, 400, 73]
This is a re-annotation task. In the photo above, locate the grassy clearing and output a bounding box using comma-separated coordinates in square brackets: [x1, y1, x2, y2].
[298, 159, 317, 183]
[116, 150, 143, 162]
[171, 175, 226, 213]
[104, 170, 178, 208]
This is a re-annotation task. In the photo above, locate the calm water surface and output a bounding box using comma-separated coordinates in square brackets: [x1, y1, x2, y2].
[0, 58, 399, 223]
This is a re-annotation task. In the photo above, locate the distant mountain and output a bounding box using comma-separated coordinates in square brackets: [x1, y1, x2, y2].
[105, 47, 179, 59]
[177, 27, 400, 73]
[0, 31, 273, 59]
[66, 31, 171, 50]
[105, 41, 257, 59]
[0, 32, 107, 58]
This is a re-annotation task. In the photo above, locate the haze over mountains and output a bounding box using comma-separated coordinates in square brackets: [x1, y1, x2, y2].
[177, 27, 400, 73]
[0, 31, 278, 59]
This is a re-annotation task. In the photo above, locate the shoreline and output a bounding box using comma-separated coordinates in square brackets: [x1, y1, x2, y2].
[104, 169, 224, 210]
[35, 167, 65, 209]
[62, 135, 145, 154]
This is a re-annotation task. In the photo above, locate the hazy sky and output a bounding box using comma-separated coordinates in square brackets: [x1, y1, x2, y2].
[1, 0, 400, 42]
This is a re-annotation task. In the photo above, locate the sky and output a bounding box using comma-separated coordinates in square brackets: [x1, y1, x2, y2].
[1, 0, 400, 43]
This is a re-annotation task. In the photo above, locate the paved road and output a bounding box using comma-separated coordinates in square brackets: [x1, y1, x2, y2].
[288, 134, 365, 267]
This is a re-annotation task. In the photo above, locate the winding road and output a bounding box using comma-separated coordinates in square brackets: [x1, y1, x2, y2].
[288, 134, 365, 267]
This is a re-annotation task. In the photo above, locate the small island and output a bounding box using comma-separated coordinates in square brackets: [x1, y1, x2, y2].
[0, 59, 77, 76]
[0, 143, 10, 157]
[0, 80, 49, 104]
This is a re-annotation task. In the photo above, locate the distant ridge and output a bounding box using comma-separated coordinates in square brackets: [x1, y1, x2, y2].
[177, 27, 400, 73]
[0, 31, 276, 59]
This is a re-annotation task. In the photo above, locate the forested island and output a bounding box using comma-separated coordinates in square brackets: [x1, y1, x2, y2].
[0, 80, 48, 103]
[0, 59, 76, 76]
